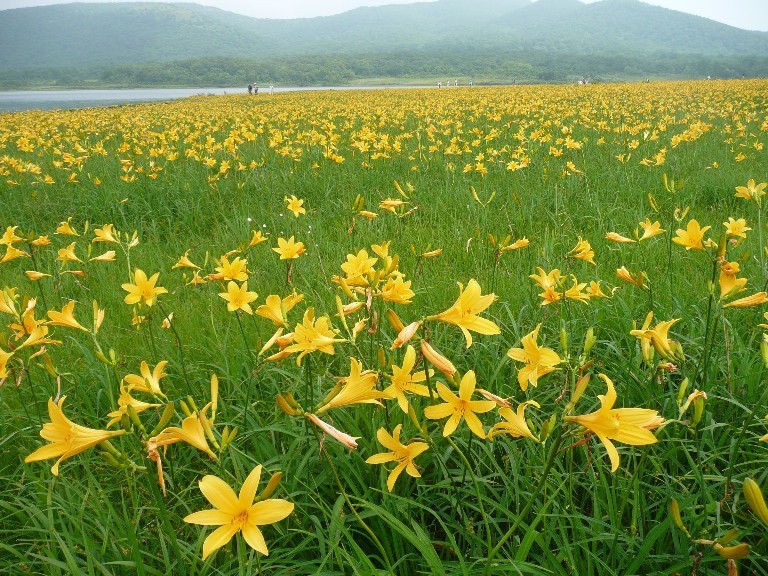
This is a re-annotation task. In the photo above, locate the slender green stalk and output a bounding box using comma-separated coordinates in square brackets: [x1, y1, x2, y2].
[157, 301, 194, 397]
[444, 434, 492, 556]
[483, 426, 565, 576]
[310, 425, 394, 574]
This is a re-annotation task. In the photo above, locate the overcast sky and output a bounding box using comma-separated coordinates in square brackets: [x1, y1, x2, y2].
[2, 0, 767, 31]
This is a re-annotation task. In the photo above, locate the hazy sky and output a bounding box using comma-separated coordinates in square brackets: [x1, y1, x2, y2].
[1, 0, 767, 31]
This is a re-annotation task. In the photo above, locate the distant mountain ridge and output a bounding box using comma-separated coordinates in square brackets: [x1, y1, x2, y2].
[0, 0, 766, 86]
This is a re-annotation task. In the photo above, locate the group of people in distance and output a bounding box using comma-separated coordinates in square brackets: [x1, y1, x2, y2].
[247, 83, 274, 95]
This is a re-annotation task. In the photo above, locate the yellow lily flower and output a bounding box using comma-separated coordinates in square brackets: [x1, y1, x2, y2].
[256, 293, 304, 326]
[273, 236, 306, 260]
[424, 370, 495, 438]
[92, 224, 118, 243]
[47, 300, 88, 331]
[90, 250, 116, 262]
[605, 232, 636, 243]
[427, 279, 500, 348]
[568, 236, 595, 264]
[507, 324, 562, 391]
[723, 217, 751, 239]
[219, 281, 258, 314]
[284, 194, 307, 217]
[106, 383, 161, 428]
[55, 217, 80, 236]
[672, 219, 710, 251]
[317, 357, 384, 413]
[382, 345, 431, 413]
[366, 424, 429, 492]
[735, 179, 767, 203]
[25, 397, 125, 476]
[488, 401, 540, 441]
[184, 465, 294, 559]
[123, 360, 169, 398]
[171, 250, 201, 270]
[213, 255, 248, 282]
[57, 242, 82, 264]
[122, 268, 168, 307]
[248, 230, 268, 248]
[563, 374, 664, 472]
[148, 407, 217, 459]
[638, 219, 665, 241]
[283, 308, 345, 365]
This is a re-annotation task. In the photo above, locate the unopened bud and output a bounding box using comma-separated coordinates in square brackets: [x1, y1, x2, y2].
[743, 478, 768, 525]
[420, 340, 456, 378]
[714, 543, 751, 560]
[669, 499, 688, 535]
[582, 327, 596, 356]
[276, 392, 303, 416]
[386, 309, 405, 333]
[392, 321, 421, 349]
[257, 472, 283, 501]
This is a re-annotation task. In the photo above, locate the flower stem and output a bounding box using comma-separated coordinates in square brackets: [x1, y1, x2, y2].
[444, 434, 492, 556]
[310, 425, 393, 573]
[483, 426, 565, 576]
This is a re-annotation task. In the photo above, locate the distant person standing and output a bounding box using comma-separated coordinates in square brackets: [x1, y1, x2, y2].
[269, 85, 274, 95]
[438, 82, 442, 88]
[247, 83, 253, 94]
[254, 86, 259, 94]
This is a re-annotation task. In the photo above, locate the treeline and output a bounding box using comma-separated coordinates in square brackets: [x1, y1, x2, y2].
[2, 50, 767, 90]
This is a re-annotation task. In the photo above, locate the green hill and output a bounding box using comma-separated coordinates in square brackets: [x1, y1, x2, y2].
[0, 0, 766, 87]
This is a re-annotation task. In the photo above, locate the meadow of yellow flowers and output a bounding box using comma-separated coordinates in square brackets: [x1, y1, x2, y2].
[1, 80, 767, 574]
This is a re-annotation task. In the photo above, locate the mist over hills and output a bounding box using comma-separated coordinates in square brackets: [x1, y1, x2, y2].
[1, 0, 766, 88]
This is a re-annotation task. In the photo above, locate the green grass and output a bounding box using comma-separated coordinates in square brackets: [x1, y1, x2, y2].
[1, 80, 767, 574]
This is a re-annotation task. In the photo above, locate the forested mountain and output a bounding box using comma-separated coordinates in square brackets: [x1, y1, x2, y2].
[0, 0, 766, 88]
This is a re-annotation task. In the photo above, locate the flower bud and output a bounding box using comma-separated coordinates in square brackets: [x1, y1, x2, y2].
[743, 478, 768, 525]
[420, 340, 456, 378]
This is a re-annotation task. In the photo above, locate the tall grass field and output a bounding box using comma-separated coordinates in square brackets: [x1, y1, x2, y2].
[1, 80, 767, 575]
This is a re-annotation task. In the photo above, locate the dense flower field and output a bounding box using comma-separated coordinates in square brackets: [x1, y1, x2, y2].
[1, 80, 767, 574]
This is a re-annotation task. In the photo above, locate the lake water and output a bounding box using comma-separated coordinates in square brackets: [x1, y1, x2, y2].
[0, 85, 429, 113]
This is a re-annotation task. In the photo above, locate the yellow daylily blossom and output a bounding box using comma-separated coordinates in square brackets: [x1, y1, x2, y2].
[629, 314, 681, 361]
[423, 370, 495, 438]
[427, 279, 500, 347]
[719, 261, 747, 299]
[92, 224, 118, 243]
[122, 268, 168, 307]
[507, 324, 563, 391]
[723, 217, 751, 239]
[25, 270, 51, 281]
[184, 465, 294, 559]
[487, 401, 540, 441]
[366, 424, 429, 492]
[214, 255, 249, 282]
[284, 194, 306, 217]
[379, 274, 415, 305]
[382, 345, 431, 413]
[2, 245, 30, 263]
[106, 383, 162, 428]
[248, 230, 268, 248]
[0, 347, 12, 379]
[340, 249, 378, 286]
[123, 360, 169, 398]
[722, 292, 768, 308]
[55, 217, 80, 236]
[256, 293, 304, 326]
[616, 266, 647, 288]
[0, 226, 23, 245]
[90, 250, 116, 262]
[57, 242, 82, 264]
[273, 236, 306, 260]
[25, 397, 125, 476]
[219, 281, 258, 314]
[735, 179, 767, 203]
[638, 219, 665, 240]
[605, 232, 636, 243]
[47, 300, 88, 331]
[148, 407, 217, 459]
[316, 357, 384, 413]
[172, 250, 201, 270]
[672, 219, 711, 251]
[283, 308, 345, 365]
[564, 374, 664, 472]
[568, 236, 595, 264]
